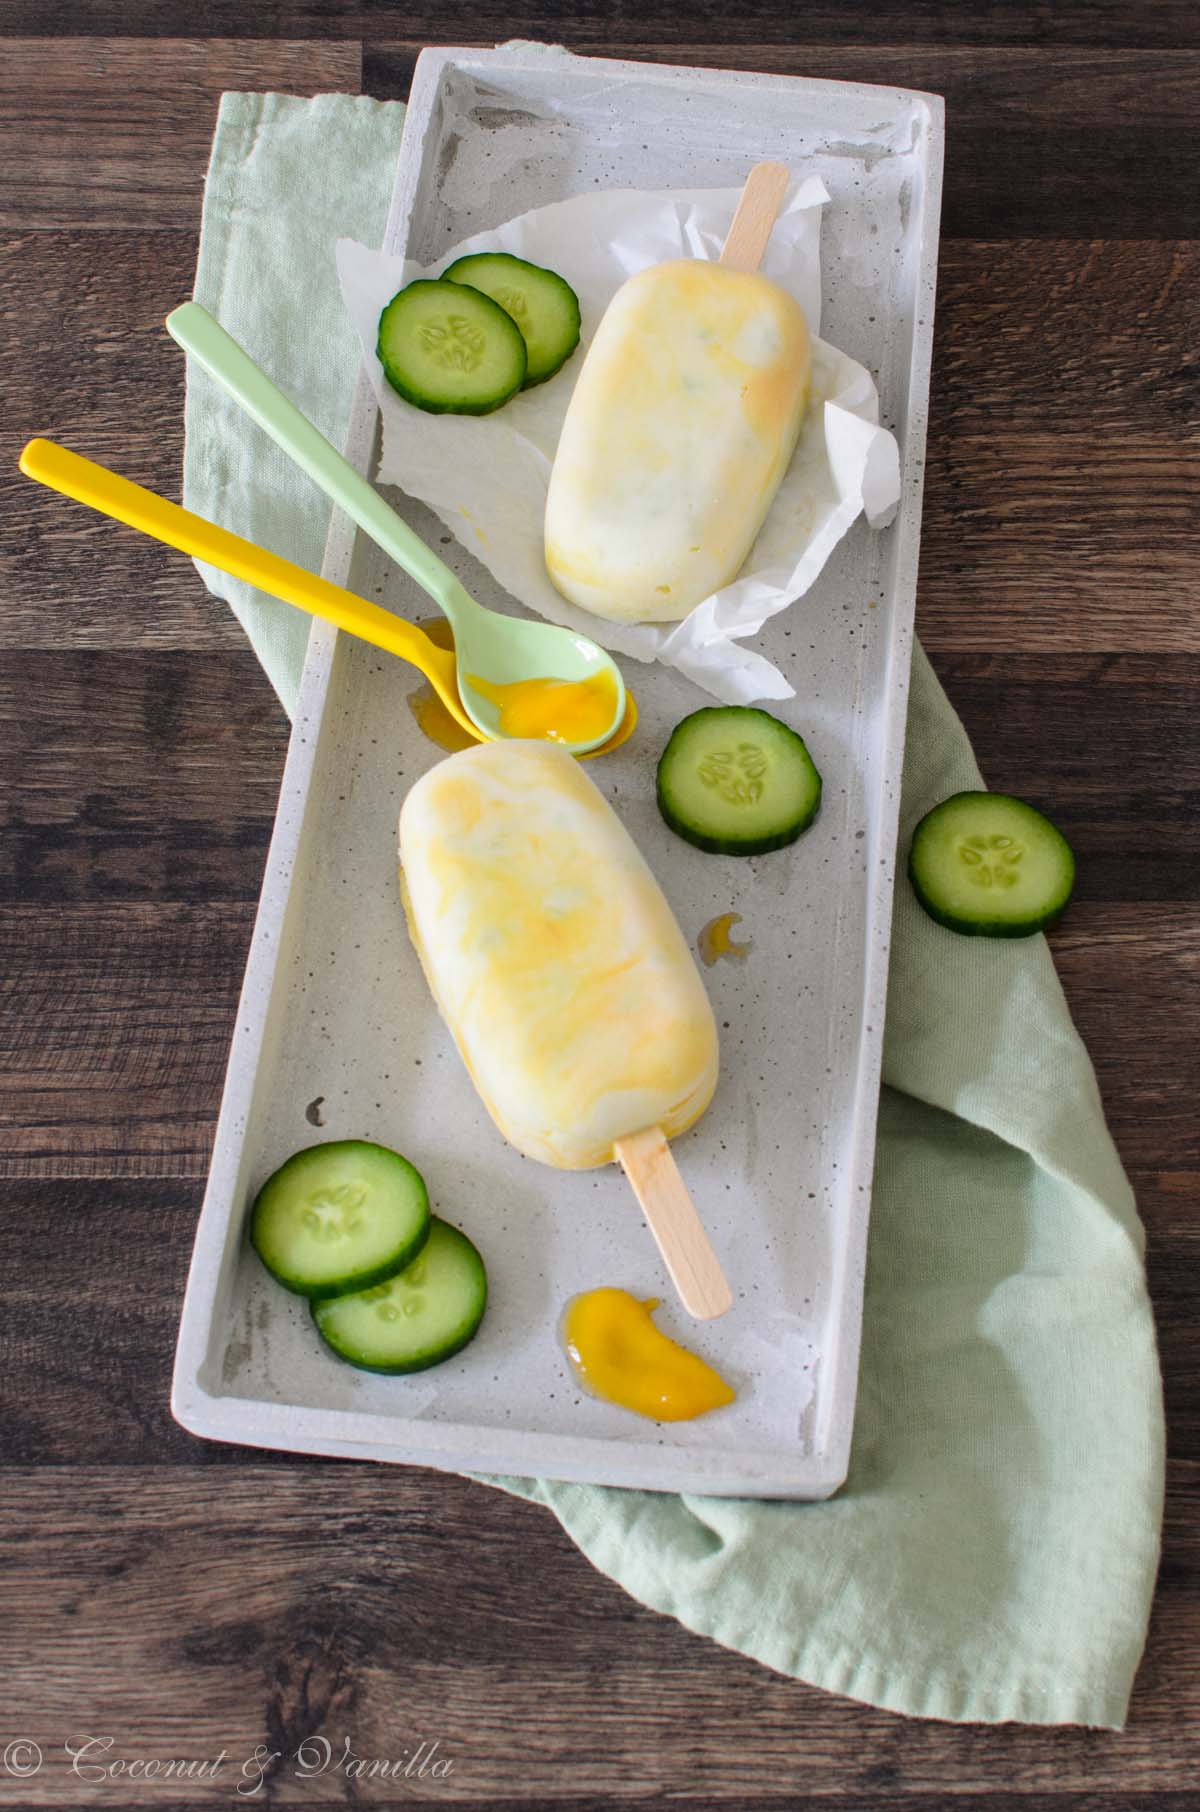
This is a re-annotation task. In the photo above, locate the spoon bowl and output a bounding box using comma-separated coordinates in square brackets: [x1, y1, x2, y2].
[165, 303, 627, 755]
[452, 611, 626, 755]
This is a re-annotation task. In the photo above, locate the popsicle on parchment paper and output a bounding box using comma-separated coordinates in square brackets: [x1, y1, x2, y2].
[545, 162, 810, 625]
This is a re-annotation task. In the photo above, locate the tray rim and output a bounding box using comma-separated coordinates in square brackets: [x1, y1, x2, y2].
[172, 41, 945, 1499]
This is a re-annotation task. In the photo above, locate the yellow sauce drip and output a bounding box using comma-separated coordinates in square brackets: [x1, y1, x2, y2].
[406, 684, 478, 753]
[406, 617, 478, 752]
[402, 616, 628, 756]
[697, 911, 753, 967]
[561, 1288, 736, 1422]
[464, 670, 618, 745]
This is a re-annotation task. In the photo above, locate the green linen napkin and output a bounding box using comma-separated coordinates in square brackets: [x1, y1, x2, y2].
[183, 88, 1164, 1727]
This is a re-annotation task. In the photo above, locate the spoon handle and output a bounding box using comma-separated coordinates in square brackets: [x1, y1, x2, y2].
[165, 302, 470, 622]
[18, 438, 465, 711]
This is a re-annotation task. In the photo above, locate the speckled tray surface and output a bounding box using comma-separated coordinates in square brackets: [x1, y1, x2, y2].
[172, 45, 944, 1497]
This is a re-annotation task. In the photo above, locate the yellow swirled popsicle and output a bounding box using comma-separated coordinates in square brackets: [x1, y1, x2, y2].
[545, 162, 808, 626]
[545, 260, 810, 625]
[399, 740, 718, 1171]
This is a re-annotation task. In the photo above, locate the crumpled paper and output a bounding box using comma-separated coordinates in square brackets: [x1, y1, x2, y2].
[336, 177, 900, 703]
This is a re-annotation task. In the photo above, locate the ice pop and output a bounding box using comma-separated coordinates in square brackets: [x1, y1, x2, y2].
[545, 164, 810, 625]
[399, 740, 731, 1317]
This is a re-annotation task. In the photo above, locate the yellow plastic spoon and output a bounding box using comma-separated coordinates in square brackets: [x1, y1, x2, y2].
[17, 439, 637, 757]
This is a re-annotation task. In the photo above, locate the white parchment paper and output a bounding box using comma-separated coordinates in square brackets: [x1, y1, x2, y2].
[337, 177, 900, 703]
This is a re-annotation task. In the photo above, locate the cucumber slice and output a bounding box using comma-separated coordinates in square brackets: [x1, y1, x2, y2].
[442, 252, 581, 388]
[376, 279, 526, 414]
[250, 1141, 430, 1300]
[656, 706, 823, 856]
[312, 1219, 488, 1374]
[909, 791, 1076, 937]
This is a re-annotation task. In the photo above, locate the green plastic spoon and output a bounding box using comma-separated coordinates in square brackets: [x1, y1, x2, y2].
[165, 301, 626, 757]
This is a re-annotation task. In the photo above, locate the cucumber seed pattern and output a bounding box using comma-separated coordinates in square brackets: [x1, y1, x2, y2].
[363, 1256, 427, 1321]
[493, 287, 530, 327]
[959, 833, 1024, 889]
[698, 741, 768, 806]
[302, 1184, 366, 1243]
[417, 315, 486, 372]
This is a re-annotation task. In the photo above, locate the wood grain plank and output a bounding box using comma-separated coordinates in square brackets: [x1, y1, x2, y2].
[0, 1179, 201, 1462]
[936, 128, 1198, 241]
[0, 229, 256, 653]
[929, 241, 1199, 442]
[0, 39, 361, 230]
[916, 435, 1199, 652]
[0, 905, 252, 1178]
[1140, 1170, 1200, 1466]
[917, 238, 1199, 651]
[0, 651, 285, 905]
[931, 654, 1199, 901]
[1047, 906, 1200, 1172]
[0, 1463, 1193, 1804]
[3, 1, 1198, 50]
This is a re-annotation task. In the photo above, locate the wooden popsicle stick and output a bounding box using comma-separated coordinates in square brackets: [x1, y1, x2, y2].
[719, 161, 791, 273]
[614, 1126, 734, 1321]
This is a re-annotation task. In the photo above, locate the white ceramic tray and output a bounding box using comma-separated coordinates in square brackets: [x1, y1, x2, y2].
[172, 44, 943, 1497]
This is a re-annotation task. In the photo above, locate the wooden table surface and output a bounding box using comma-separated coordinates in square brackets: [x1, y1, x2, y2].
[2, 5, 1197, 1806]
